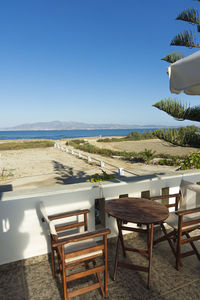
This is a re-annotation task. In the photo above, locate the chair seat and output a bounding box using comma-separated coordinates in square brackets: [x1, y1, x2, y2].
[166, 212, 200, 230]
[64, 237, 102, 263]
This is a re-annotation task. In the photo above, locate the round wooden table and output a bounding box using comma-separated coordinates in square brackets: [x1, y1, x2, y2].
[105, 197, 169, 288]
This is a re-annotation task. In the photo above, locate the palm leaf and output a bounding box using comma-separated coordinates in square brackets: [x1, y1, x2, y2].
[153, 99, 200, 122]
[161, 52, 185, 63]
[170, 30, 200, 48]
[176, 8, 200, 25]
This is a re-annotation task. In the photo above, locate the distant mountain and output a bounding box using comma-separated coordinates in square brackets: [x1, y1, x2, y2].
[0, 121, 173, 131]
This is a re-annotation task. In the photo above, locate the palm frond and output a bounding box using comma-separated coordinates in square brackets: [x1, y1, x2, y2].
[176, 8, 200, 25]
[161, 52, 185, 63]
[153, 98, 200, 122]
[170, 30, 200, 48]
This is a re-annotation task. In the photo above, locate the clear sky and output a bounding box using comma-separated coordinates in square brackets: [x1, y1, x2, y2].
[1, 0, 200, 128]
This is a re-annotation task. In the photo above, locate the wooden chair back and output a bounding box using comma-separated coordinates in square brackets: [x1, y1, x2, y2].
[39, 202, 110, 299]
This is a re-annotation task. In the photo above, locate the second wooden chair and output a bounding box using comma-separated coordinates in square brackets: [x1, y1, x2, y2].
[40, 202, 110, 299]
[149, 180, 200, 270]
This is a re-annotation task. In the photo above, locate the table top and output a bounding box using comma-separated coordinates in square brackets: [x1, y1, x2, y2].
[105, 197, 169, 225]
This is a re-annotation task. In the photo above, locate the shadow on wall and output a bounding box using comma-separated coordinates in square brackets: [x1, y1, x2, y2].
[0, 196, 30, 298]
[52, 160, 91, 184]
[0, 184, 13, 200]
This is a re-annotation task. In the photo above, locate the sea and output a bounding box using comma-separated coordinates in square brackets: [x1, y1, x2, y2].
[0, 129, 158, 140]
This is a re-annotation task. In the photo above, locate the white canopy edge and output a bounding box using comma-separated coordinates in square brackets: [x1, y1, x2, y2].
[168, 50, 200, 95]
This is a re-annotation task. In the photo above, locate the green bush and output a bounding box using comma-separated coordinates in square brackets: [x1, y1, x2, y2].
[97, 131, 155, 142]
[139, 149, 156, 164]
[97, 137, 123, 142]
[152, 126, 200, 147]
[71, 139, 86, 144]
[180, 151, 200, 169]
[158, 156, 182, 166]
[127, 131, 154, 140]
[88, 170, 115, 182]
[67, 139, 194, 169]
[68, 140, 124, 157]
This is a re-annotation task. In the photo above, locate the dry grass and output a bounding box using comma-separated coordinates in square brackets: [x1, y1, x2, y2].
[0, 140, 54, 151]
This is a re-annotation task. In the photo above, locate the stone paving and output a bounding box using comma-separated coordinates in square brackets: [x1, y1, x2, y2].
[0, 232, 200, 300]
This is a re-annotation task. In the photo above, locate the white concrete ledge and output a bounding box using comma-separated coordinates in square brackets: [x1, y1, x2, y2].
[1, 170, 200, 265]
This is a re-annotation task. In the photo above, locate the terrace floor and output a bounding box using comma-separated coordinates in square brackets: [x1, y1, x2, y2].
[1, 231, 200, 300]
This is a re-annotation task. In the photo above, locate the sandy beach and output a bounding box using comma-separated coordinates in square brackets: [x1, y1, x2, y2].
[0, 137, 199, 191]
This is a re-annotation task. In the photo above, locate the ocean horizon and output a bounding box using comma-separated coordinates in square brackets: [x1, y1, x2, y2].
[0, 128, 160, 140]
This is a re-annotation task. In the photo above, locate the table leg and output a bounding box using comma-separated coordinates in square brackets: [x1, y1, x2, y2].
[147, 223, 154, 289]
[113, 233, 120, 280]
[113, 219, 126, 280]
[117, 219, 126, 258]
[146, 225, 149, 247]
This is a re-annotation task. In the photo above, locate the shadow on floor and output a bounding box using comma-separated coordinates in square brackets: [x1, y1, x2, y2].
[1, 233, 200, 299]
[52, 160, 91, 184]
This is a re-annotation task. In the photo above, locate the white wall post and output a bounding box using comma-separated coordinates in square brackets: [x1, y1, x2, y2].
[100, 161, 104, 168]
[118, 168, 124, 176]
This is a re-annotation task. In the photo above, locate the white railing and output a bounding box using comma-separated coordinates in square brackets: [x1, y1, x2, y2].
[54, 142, 127, 177]
[1, 170, 200, 265]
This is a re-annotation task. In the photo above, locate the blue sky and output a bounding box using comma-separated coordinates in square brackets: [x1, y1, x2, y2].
[0, 0, 200, 128]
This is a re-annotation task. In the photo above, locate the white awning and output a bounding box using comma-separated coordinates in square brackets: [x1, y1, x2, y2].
[168, 50, 200, 95]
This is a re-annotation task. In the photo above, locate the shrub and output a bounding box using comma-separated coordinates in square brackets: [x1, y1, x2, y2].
[97, 131, 155, 142]
[68, 140, 122, 157]
[67, 139, 189, 168]
[152, 126, 200, 147]
[180, 151, 200, 169]
[88, 170, 115, 182]
[127, 130, 154, 140]
[139, 149, 156, 164]
[158, 157, 182, 166]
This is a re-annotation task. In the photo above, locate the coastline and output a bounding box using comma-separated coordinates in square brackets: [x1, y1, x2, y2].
[0, 128, 170, 140]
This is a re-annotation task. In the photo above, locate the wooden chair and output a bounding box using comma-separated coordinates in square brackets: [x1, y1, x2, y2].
[40, 202, 110, 299]
[149, 180, 200, 270]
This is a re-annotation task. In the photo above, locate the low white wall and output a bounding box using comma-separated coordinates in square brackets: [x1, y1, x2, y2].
[1, 171, 200, 265]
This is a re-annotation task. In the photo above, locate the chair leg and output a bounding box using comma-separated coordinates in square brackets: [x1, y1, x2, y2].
[61, 246, 68, 300]
[97, 272, 105, 297]
[147, 224, 154, 289]
[176, 217, 183, 271]
[104, 235, 108, 297]
[160, 223, 177, 258]
[154, 227, 176, 246]
[51, 246, 56, 277]
[92, 260, 105, 297]
[185, 232, 200, 260]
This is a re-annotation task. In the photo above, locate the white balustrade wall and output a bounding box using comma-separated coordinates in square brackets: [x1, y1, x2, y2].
[1, 171, 200, 265]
